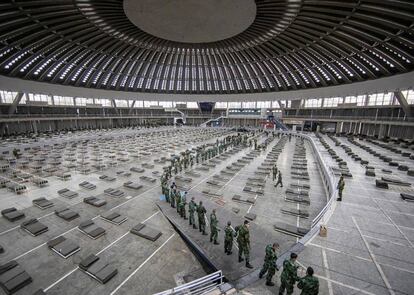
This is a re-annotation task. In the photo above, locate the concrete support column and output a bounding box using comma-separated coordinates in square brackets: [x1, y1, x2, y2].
[394, 91, 412, 117]
[378, 124, 386, 139]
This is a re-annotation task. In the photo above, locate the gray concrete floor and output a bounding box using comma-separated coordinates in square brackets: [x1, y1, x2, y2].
[158, 133, 328, 291]
[2, 128, 411, 295]
[0, 127, 230, 295]
[296, 133, 414, 295]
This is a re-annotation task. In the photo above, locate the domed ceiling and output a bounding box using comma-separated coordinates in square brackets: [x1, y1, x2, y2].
[0, 0, 413, 95]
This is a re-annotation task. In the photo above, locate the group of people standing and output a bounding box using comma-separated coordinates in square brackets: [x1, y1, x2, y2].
[159, 131, 320, 294]
[259, 247, 319, 294]
[161, 183, 319, 294]
[163, 183, 255, 269]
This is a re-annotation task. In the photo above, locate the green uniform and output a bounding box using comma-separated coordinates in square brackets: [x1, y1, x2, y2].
[298, 275, 319, 295]
[197, 203, 207, 234]
[188, 200, 197, 228]
[179, 193, 187, 219]
[210, 212, 219, 243]
[164, 186, 170, 203]
[224, 225, 235, 254]
[275, 173, 283, 188]
[236, 225, 250, 262]
[170, 191, 175, 208]
[279, 259, 298, 295]
[259, 244, 278, 284]
[337, 178, 345, 199]
[176, 192, 181, 212]
[272, 166, 278, 181]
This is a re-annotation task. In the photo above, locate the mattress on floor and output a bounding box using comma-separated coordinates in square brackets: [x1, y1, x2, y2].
[1, 208, 25, 222]
[47, 236, 80, 259]
[0, 261, 32, 295]
[79, 254, 117, 284]
[78, 220, 106, 239]
[130, 223, 162, 242]
[32, 198, 54, 209]
[20, 219, 48, 236]
[55, 208, 79, 221]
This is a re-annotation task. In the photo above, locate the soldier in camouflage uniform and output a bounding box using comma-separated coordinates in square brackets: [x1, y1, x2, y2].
[259, 243, 280, 286]
[210, 209, 220, 245]
[224, 221, 235, 255]
[188, 197, 197, 229]
[236, 220, 253, 269]
[275, 172, 283, 188]
[179, 191, 188, 220]
[164, 183, 170, 203]
[272, 165, 278, 181]
[197, 201, 207, 235]
[279, 253, 299, 295]
[297, 267, 319, 295]
[176, 190, 181, 213]
[170, 189, 176, 208]
[336, 175, 345, 201]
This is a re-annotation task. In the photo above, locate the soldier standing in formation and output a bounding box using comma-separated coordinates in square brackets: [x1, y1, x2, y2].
[179, 191, 188, 220]
[297, 267, 319, 295]
[176, 190, 181, 212]
[272, 165, 278, 181]
[279, 253, 299, 295]
[337, 175, 345, 201]
[210, 209, 220, 245]
[236, 220, 253, 269]
[275, 172, 283, 188]
[188, 197, 197, 229]
[259, 242, 280, 286]
[197, 201, 207, 235]
[224, 221, 235, 255]
[170, 189, 176, 208]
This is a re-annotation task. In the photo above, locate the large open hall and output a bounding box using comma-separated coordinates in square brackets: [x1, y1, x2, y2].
[0, 1, 413, 294]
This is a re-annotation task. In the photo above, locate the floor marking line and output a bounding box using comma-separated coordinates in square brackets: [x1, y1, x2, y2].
[371, 198, 414, 248]
[0, 201, 83, 236]
[361, 234, 408, 247]
[352, 217, 395, 295]
[297, 260, 376, 295]
[43, 267, 79, 292]
[109, 233, 176, 295]
[322, 249, 334, 295]
[309, 242, 372, 262]
[42, 201, 163, 291]
[10, 185, 159, 261]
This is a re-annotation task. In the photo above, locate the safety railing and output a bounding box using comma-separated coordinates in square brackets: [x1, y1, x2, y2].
[283, 114, 414, 123]
[301, 133, 337, 229]
[282, 132, 338, 242]
[153, 270, 223, 295]
[200, 116, 227, 127]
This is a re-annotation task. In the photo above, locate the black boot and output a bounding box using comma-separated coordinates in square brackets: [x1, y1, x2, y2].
[227, 251, 232, 255]
[336, 198, 342, 201]
[202, 231, 207, 236]
[193, 225, 197, 229]
[246, 260, 253, 269]
[214, 241, 220, 245]
[266, 281, 275, 286]
[238, 256, 244, 263]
